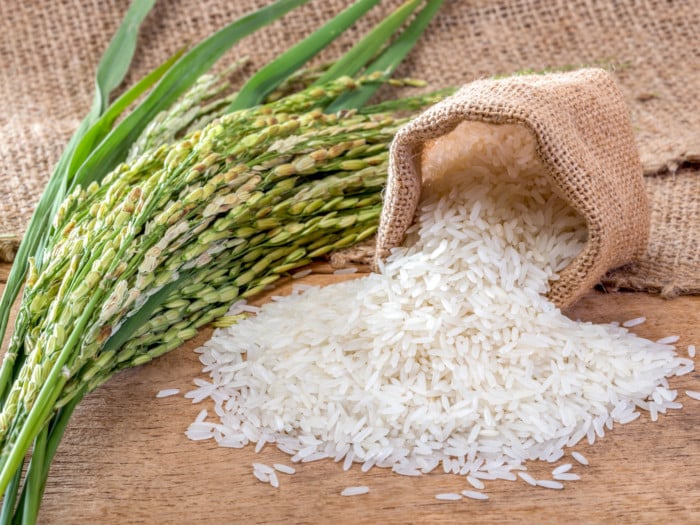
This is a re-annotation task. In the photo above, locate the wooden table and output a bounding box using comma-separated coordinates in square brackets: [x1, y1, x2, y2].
[2, 264, 699, 524]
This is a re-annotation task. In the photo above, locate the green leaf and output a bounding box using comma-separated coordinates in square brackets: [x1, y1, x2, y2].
[228, 0, 382, 111]
[314, 0, 422, 85]
[327, 0, 445, 112]
[0, 468, 21, 525]
[65, 48, 185, 186]
[19, 427, 46, 525]
[91, 0, 158, 115]
[71, 0, 311, 191]
[102, 278, 191, 354]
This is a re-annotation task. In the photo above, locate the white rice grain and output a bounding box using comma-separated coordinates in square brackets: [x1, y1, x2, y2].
[553, 473, 581, 481]
[536, 480, 564, 490]
[466, 476, 484, 490]
[274, 463, 296, 475]
[461, 490, 489, 500]
[686, 390, 700, 401]
[252, 463, 274, 475]
[571, 452, 589, 466]
[656, 335, 680, 345]
[341, 486, 369, 496]
[435, 493, 462, 501]
[518, 472, 537, 486]
[622, 317, 646, 328]
[333, 267, 358, 275]
[253, 470, 269, 483]
[292, 269, 313, 279]
[551, 463, 572, 476]
[156, 388, 180, 398]
[689, 345, 696, 358]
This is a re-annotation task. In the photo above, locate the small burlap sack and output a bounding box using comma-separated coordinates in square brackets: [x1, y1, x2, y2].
[1, 0, 698, 300]
[374, 69, 649, 309]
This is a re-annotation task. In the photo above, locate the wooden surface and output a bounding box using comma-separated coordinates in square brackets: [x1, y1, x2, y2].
[2, 264, 699, 524]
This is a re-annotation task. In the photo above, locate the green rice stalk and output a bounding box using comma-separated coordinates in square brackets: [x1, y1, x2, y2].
[0, 1, 449, 521]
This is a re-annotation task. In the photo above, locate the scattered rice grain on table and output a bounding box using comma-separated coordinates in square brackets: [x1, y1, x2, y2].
[536, 480, 564, 490]
[554, 473, 581, 481]
[253, 470, 269, 483]
[156, 388, 180, 398]
[435, 493, 462, 501]
[518, 472, 537, 486]
[461, 490, 489, 500]
[466, 476, 484, 490]
[571, 452, 589, 466]
[622, 317, 646, 328]
[184, 122, 693, 495]
[332, 267, 358, 275]
[552, 464, 572, 476]
[341, 486, 369, 496]
[686, 391, 700, 401]
[274, 464, 296, 475]
[253, 463, 274, 474]
[292, 269, 314, 279]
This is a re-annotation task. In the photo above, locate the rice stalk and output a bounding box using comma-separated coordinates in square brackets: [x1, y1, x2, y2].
[0, 1, 448, 521]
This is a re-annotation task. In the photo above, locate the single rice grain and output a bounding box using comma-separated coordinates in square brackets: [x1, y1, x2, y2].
[341, 486, 369, 496]
[274, 463, 296, 474]
[461, 490, 489, 500]
[156, 388, 180, 398]
[686, 390, 700, 401]
[622, 317, 646, 328]
[435, 493, 462, 501]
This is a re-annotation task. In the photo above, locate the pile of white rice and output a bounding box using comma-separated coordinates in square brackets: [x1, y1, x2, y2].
[183, 122, 694, 490]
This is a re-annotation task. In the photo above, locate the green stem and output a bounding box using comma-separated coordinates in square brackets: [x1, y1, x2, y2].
[14, 389, 85, 525]
[18, 427, 46, 525]
[0, 468, 21, 525]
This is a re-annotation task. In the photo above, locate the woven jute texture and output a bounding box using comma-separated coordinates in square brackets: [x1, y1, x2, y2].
[602, 166, 700, 297]
[376, 69, 649, 309]
[1, 0, 698, 296]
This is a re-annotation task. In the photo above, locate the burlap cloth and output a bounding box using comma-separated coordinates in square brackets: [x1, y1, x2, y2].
[377, 69, 649, 309]
[1, 0, 698, 297]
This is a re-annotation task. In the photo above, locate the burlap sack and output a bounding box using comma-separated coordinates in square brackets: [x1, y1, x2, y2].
[1, 0, 698, 298]
[374, 69, 649, 309]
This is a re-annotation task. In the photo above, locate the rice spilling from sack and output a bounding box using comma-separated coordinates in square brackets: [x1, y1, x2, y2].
[185, 122, 692, 480]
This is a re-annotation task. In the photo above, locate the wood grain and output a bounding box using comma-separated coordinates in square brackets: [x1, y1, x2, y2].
[1, 265, 698, 524]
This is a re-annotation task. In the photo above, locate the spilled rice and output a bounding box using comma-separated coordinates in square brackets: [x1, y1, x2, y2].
[180, 122, 695, 498]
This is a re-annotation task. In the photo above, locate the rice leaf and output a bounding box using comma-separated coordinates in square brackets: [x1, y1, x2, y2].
[64, 48, 186, 188]
[92, 0, 158, 115]
[327, 0, 445, 112]
[70, 0, 311, 191]
[0, 469, 20, 524]
[102, 278, 189, 355]
[228, 0, 381, 111]
[314, 0, 422, 85]
[18, 426, 46, 525]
